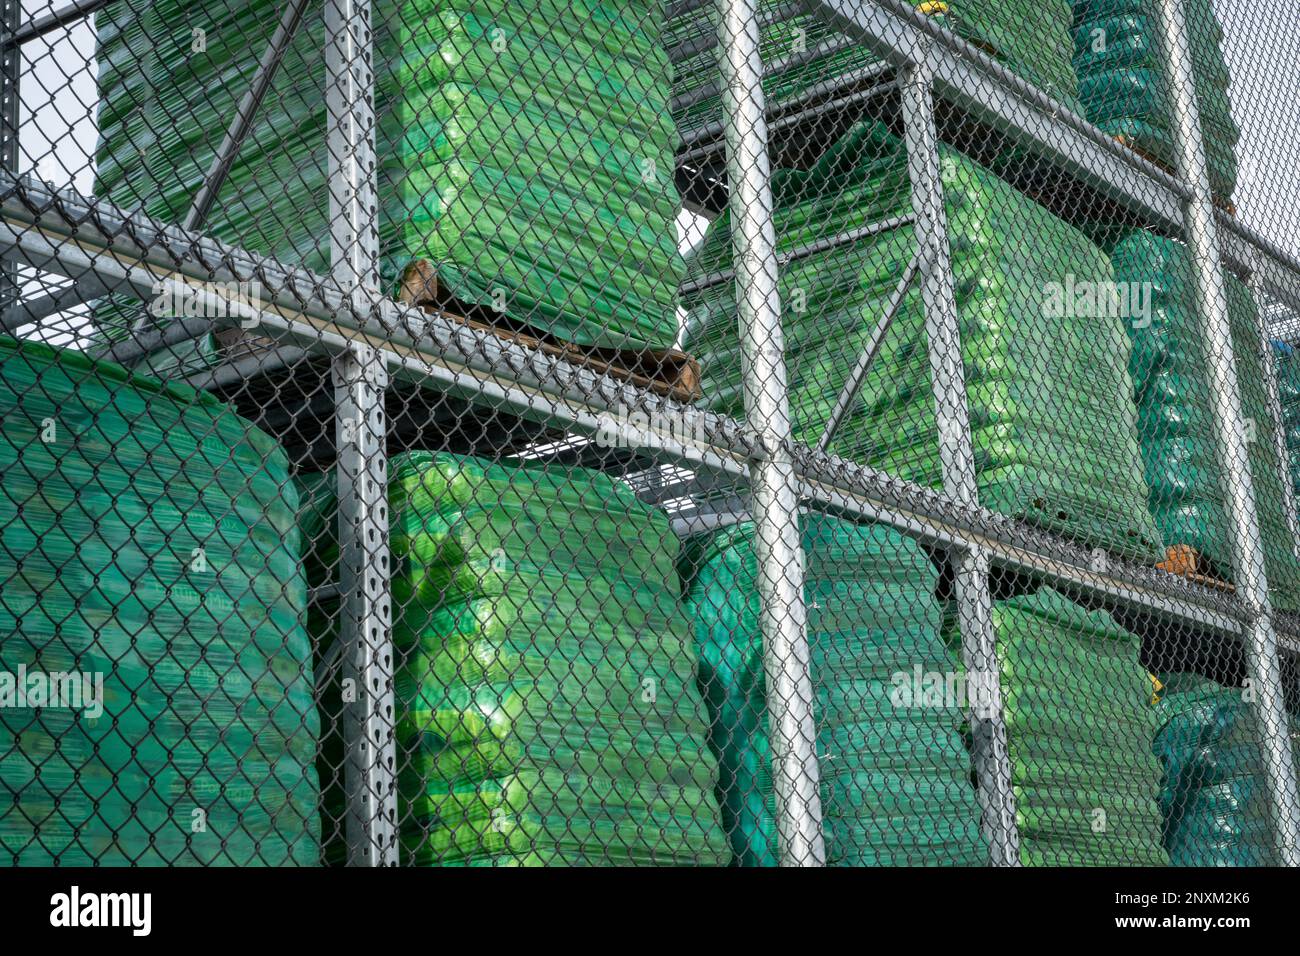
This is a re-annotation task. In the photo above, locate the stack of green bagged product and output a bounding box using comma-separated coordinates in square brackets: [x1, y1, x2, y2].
[95, 0, 683, 351]
[684, 118, 1160, 560]
[1152, 673, 1284, 866]
[991, 589, 1169, 866]
[1071, 0, 1239, 201]
[682, 513, 987, 866]
[667, 0, 1081, 140]
[304, 451, 729, 865]
[0, 336, 319, 865]
[1112, 230, 1300, 610]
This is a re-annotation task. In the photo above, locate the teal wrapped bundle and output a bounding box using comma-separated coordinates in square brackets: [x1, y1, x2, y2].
[1152, 674, 1280, 866]
[0, 337, 319, 866]
[684, 120, 1160, 561]
[668, 0, 1081, 140]
[993, 589, 1168, 866]
[94, 0, 683, 351]
[306, 452, 729, 865]
[1071, 0, 1239, 201]
[682, 513, 987, 866]
[1112, 231, 1300, 610]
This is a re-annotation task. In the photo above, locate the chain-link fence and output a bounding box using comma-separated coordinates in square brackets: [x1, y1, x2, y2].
[0, 0, 1298, 867]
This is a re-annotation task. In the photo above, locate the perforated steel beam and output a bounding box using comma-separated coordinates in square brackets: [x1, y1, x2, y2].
[332, 342, 397, 868]
[325, 0, 397, 867]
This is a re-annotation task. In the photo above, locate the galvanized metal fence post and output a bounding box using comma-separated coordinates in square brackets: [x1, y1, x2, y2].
[325, 0, 399, 867]
[1156, 0, 1300, 866]
[0, 0, 18, 319]
[715, 0, 825, 866]
[899, 53, 1021, 866]
[1246, 274, 1300, 561]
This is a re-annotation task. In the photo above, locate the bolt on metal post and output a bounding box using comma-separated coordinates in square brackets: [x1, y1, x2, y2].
[900, 53, 1021, 866]
[715, 0, 825, 866]
[1156, 0, 1300, 866]
[325, 0, 399, 867]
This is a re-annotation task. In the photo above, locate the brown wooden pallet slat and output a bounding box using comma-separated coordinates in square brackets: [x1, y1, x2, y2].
[398, 260, 702, 404]
[1155, 543, 1236, 594]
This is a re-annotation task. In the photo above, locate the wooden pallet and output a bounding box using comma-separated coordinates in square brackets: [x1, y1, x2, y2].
[397, 260, 702, 404]
[1113, 133, 1238, 217]
[1155, 543, 1236, 594]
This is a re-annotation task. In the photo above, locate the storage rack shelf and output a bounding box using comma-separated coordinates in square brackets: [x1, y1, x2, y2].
[1, 169, 1281, 644]
[4, 0, 1300, 864]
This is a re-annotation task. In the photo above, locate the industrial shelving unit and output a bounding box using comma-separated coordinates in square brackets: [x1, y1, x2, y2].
[3, 0, 1300, 865]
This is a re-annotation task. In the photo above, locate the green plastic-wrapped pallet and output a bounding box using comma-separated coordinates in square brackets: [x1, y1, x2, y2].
[0, 336, 319, 866]
[304, 452, 729, 865]
[94, 0, 683, 351]
[683, 119, 1160, 561]
[682, 514, 987, 866]
[992, 589, 1169, 866]
[1112, 231, 1300, 610]
[1071, 0, 1239, 201]
[1152, 674, 1283, 866]
[668, 0, 1081, 139]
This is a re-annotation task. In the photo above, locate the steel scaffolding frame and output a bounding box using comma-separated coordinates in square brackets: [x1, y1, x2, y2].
[2, 0, 1300, 864]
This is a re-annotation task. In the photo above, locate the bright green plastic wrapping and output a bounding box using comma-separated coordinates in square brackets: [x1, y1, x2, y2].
[1071, 0, 1239, 201]
[683, 120, 1160, 561]
[1112, 231, 1300, 610]
[1274, 341, 1300, 507]
[304, 452, 729, 865]
[0, 337, 319, 866]
[667, 0, 1081, 139]
[1152, 673, 1285, 866]
[992, 589, 1169, 866]
[682, 514, 987, 866]
[94, 0, 683, 351]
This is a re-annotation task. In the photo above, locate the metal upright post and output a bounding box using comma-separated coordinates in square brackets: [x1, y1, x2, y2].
[900, 54, 1020, 866]
[325, 0, 397, 867]
[1246, 275, 1300, 561]
[1156, 0, 1300, 865]
[0, 0, 19, 320]
[715, 0, 825, 866]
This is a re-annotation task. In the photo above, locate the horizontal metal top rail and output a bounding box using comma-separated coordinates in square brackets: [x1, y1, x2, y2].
[3, 0, 114, 49]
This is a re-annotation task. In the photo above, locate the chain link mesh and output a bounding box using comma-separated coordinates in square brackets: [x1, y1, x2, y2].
[0, 0, 1298, 867]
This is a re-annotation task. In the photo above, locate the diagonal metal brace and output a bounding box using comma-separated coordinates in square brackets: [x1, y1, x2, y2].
[183, 0, 312, 231]
[125, 0, 311, 340]
[816, 247, 921, 452]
